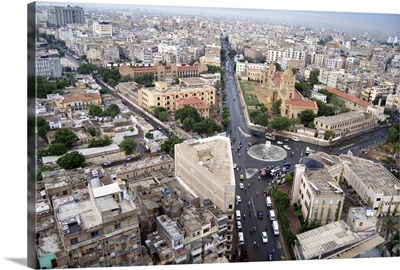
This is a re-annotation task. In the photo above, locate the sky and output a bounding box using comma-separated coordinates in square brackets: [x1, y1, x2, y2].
[0, 1, 399, 270]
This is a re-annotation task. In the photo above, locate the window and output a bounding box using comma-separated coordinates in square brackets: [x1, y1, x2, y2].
[114, 223, 121, 230]
[70, 238, 78, 245]
[91, 231, 99, 238]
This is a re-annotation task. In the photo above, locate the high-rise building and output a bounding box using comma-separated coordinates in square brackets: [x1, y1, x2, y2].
[47, 5, 85, 27]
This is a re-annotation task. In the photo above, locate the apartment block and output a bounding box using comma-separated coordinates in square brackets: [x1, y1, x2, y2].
[291, 157, 344, 225]
[138, 81, 216, 112]
[47, 5, 85, 27]
[174, 136, 235, 260]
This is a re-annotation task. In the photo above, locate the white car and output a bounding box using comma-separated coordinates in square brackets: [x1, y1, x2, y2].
[236, 195, 242, 203]
[276, 141, 283, 145]
[291, 136, 300, 142]
[236, 221, 242, 229]
[239, 183, 244, 189]
[233, 164, 237, 169]
[283, 145, 291, 150]
[262, 231, 268, 243]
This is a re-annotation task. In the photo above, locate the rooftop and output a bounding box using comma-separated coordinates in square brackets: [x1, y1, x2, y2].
[295, 220, 361, 260]
[339, 155, 400, 196]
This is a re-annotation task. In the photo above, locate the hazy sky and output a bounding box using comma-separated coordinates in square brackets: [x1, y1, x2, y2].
[39, 0, 399, 34]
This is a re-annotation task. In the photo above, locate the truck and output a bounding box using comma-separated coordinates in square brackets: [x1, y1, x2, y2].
[265, 133, 276, 141]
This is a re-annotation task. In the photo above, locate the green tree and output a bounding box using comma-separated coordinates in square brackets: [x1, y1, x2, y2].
[52, 128, 78, 148]
[161, 135, 184, 157]
[47, 142, 68, 156]
[56, 151, 85, 170]
[77, 63, 98, 74]
[37, 116, 50, 138]
[309, 69, 320, 85]
[88, 104, 102, 117]
[324, 130, 336, 140]
[299, 109, 316, 126]
[388, 127, 399, 142]
[269, 116, 291, 131]
[271, 99, 282, 115]
[158, 111, 168, 122]
[381, 215, 399, 241]
[119, 138, 137, 155]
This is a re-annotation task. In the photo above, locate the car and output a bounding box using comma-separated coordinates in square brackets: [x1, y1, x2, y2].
[257, 210, 264, 219]
[103, 160, 111, 166]
[239, 183, 244, 189]
[233, 164, 237, 169]
[283, 145, 291, 150]
[291, 136, 300, 142]
[236, 221, 242, 229]
[261, 231, 268, 243]
[240, 174, 244, 180]
[236, 196, 242, 203]
[276, 141, 283, 145]
[156, 126, 162, 131]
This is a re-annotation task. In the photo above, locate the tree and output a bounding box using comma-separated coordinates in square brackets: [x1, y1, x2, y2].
[309, 69, 320, 85]
[269, 116, 291, 131]
[324, 130, 336, 140]
[381, 215, 398, 241]
[88, 104, 103, 117]
[388, 127, 399, 142]
[47, 142, 68, 156]
[299, 109, 316, 126]
[37, 116, 50, 138]
[161, 135, 184, 157]
[271, 99, 282, 115]
[77, 63, 98, 74]
[119, 138, 137, 155]
[52, 128, 78, 148]
[57, 151, 85, 170]
[158, 111, 168, 122]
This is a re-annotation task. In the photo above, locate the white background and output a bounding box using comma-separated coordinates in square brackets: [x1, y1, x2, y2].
[2, 0, 399, 269]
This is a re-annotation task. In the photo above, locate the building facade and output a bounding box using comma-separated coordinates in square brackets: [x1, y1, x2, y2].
[47, 5, 85, 27]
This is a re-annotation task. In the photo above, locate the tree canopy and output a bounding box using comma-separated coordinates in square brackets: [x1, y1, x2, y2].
[119, 138, 137, 155]
[57, 151, 85, 170]
[52, 128, 78, 148]
[161, 135, 184, 158]
[269, 116, 291, 131]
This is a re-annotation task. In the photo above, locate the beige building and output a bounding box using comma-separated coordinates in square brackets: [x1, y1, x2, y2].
[291, 157, 345, 225]
[386, 93, 400, 110]
[138, 81, 216, 112]
[37, 167, 141, 268]
[340, 154, 400, 217]
[263, 65, 318, 118]
[92, 21, 112, 37]
[174, 136, 235, 260]
[314, 111, 379, 140]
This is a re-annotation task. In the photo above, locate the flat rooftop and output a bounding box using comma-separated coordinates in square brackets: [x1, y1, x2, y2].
[315, 111, 371, 125]
[296, 220, 361, 260]
[339, 155, 400, 196]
